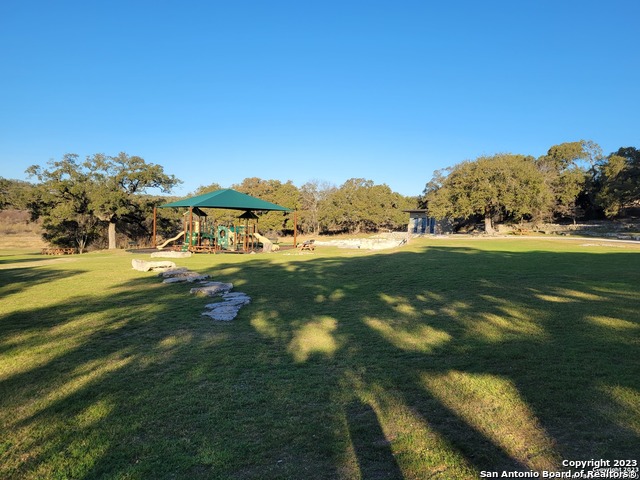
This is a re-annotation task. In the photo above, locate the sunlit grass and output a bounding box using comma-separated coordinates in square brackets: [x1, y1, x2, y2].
[598, 385, 640, 435]
[1, 238, 639, 479]
[287, 316, 339, 363]
[363, 316, 452, 352]
[422, 371, 560, 471]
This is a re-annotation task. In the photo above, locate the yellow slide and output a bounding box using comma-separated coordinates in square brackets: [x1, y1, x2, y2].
[253, 232, 279, 252]
[157, 231, 185, 249]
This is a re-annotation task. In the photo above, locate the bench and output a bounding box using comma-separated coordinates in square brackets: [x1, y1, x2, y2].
[41, 247, 76, 255]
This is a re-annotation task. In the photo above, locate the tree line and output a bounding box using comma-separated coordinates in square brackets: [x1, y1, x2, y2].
[424, 141, 639, 232]
[1, 140, 638, 251]
[0, 154, 414, 251]
[192, 177, 414, 236]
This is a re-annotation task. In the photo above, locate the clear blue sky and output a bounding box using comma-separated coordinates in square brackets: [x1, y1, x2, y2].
[1, 0, 638, 198]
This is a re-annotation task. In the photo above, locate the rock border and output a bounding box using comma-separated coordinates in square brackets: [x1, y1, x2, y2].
[133, 259, 250, 321]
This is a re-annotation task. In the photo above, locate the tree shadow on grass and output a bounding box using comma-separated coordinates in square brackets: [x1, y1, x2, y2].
[217, 245, 639, 475]
[0, 274, 218, 477]
[0, 244, 638, 479]
[0, 266, 88, 306]
[346, 399, 404, 480]
[0, 252, 53, 265]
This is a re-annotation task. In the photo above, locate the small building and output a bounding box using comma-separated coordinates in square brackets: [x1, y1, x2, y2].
[404, 209, 436, 235]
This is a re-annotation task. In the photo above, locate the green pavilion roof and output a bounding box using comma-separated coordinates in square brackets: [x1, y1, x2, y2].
[160, 189, 290, 212]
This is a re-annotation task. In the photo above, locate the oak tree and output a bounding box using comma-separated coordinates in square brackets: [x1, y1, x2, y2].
[596, 147, 640, 217]
[27, 153, 180, 250]
[426, 154, 548, 233]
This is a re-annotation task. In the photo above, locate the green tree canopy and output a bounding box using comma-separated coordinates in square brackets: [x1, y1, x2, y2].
[536, 140, 600, 221]
[0, 177, 36, 210]
[319, 178, 412, 234]
[426, 154, 548, 233]
[232, 178, 299, 233]
[85, 153, 181, 249]
[25, 154, 98, 252]
[596, 146, 640, 217]
[0, 177, 8, 210]
[27, 153, 181, 250]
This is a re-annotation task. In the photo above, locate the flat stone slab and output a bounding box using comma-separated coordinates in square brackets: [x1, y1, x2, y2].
[162, 272, 210, 283]
[132, 259, 177, 272]
[202, 292, 251, 321]
[158, 267, 190, 277]
[222, 292, 252, 301]
[201, 308, 239, 321]
[205, 293, 251, 308]
[151, 251, 192, 258]
[190, 282, 233, 296]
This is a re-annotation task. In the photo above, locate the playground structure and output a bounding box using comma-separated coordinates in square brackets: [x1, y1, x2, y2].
[157, 231, 185, 249]
[154, 188, 295, 254]
[157, 209, 267, 253]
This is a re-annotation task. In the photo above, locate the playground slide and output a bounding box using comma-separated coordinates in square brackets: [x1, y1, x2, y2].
[157, 231, 185, 249]
[253, 232, 279, 252]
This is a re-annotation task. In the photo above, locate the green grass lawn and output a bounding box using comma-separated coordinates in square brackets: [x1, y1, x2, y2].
[1, 238, 639, 479]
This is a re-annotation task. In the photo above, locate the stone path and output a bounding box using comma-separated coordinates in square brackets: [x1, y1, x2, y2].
[202, 292, 252, 321]
[133, 259, 250, 321]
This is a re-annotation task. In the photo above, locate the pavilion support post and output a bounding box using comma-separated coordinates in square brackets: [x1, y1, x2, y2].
[152, 206, 157, 248]
[293, 211, 298, 248]
[244, 219, 249, 252]
[189, 208, 193, 248]
[197, 215, 201, 247]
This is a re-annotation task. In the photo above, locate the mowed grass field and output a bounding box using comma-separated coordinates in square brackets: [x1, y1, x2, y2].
[1, 237, 638, 479]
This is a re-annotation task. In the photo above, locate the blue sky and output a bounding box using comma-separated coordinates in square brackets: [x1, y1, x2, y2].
[1, 1, 638, 198]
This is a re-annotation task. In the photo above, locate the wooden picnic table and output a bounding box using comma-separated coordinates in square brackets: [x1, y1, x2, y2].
[41, 247, 76, 255]
[298, 239, 315, 251]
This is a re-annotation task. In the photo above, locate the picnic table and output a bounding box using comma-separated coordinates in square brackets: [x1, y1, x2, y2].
[41, 247, 76, 255]
[298, 239, 315, 251]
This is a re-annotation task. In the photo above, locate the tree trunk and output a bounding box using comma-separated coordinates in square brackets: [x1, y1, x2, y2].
[484, 209, 494, 234]
[108, 221, 117, 249]
[76, 236, 86, 254]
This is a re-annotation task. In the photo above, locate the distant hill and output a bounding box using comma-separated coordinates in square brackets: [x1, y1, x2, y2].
[0, 209, 45, 249]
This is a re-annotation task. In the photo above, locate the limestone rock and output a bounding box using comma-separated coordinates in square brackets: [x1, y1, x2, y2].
[162, 271, 210, 283]
[132, 259, 176, 272]
[201, 307, 239, 321]
[205, 293, 251, 308]
[157, 267, 190, 277]
[190, 282, 233, 296]
[222, 291, 252, 302]
[202, 292, 251, 321]
[150, 251, 192, 258]
[135, 259, 249, 322]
